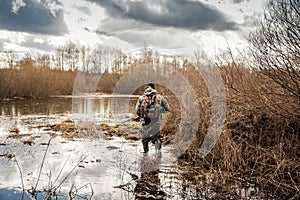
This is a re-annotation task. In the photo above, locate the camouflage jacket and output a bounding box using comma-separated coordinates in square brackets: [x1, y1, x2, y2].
[135, 94, 169, 123]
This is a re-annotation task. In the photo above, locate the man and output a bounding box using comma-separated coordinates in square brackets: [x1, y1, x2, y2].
[135, 83, 169, 153]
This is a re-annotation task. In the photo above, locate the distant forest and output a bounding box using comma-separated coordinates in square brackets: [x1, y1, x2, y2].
[0, 43, 189, 73]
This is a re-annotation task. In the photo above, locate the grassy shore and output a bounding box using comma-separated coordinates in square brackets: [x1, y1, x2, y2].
[0, 58, 121, 99]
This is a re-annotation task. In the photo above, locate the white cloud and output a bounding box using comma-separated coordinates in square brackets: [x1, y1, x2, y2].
[190, 30, 249, 60]
[11, 0, 26, 14]
[203, 0, 266, 23]
[4, 42, 28, 52]
[0, 30, 28, 44]
[44, 0, 64, 17]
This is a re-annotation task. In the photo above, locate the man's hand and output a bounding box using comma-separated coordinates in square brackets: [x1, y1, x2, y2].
[132, 116, 141, 122]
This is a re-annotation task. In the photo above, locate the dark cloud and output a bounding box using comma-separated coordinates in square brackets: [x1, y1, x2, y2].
[94, 29, 113, 36]
[83, 27, 111, 36]
[97, 17, 152, 33]
[0, 0, 68, 35]
[85, 0, 238, 31]
[71, 4, 92, 15]
[231, 0, 251, 4]
[101, 28, 200, 57]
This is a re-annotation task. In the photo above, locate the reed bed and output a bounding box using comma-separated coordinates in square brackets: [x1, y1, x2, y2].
[174, 64, 300, 199]
[0, 58, 122, 99]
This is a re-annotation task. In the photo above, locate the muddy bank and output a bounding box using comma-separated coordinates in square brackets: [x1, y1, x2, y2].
[48, 119, 142, 141]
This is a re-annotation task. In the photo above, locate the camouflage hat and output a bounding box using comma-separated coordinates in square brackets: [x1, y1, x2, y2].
[144, 88, 153, 96]
[151, 89, 157, 94]
[144, 85, 152, 91]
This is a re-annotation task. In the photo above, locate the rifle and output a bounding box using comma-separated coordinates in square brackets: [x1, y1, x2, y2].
[121, 116, 140, 124]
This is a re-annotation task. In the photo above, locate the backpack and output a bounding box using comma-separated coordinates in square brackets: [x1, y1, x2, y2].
[141, 95, 161, 122]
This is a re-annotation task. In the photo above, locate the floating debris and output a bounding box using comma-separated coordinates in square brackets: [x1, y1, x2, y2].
[106, 146, 119, 150]
[9, 127, 20, 133]
[22, 138, 35, 145]
[7, 133, 32, 139]
[0, 153, 15, 159]
[124, 133, 140, 141]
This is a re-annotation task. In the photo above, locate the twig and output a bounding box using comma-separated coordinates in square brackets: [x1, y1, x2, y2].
[69, 183, 94, 200]
[8, 150, 25, 200]
[52, 154, 71, 186]
[89, 183, 94, 200]
[52, 155, 88, 193]
[33, 137, 53, 193]
[47, 170, 52, 191]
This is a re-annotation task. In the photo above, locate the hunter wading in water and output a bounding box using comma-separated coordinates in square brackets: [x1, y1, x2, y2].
[135, 83, 169, 153]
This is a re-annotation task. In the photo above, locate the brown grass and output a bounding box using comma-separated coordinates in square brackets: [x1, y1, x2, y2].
[178, 63, 300, 199]
[0, 58, 122, 99]
[0, 58, 76, 99]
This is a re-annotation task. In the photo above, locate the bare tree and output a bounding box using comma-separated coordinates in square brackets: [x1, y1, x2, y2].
[249, 0, 300, 100]
[91, 46, 103, 73]
[56, 46, 64, 71]
[4, 50, 16, 68]
[113, 48, 123, 74]
[65, 42, 79, 71]
[81, 45, 92, 72]
[37, 54, 50, 68]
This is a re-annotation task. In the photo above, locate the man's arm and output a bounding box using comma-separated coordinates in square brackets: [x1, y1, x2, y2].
[135, 96, 144, 117]
[158, 95, 169, 113]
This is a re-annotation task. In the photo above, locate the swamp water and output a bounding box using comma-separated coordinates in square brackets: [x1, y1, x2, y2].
[0, 95, 260, 200]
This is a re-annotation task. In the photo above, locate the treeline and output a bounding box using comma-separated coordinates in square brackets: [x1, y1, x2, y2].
[1, 42, 188, 73]
[1, 44, 124, 73]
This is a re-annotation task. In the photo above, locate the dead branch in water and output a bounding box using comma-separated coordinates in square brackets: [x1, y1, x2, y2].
[7, 150, 25, 200]
[32, 137, 53, 194]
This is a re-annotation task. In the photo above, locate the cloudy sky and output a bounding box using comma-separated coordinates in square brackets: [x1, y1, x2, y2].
[0, 0, 268, 58]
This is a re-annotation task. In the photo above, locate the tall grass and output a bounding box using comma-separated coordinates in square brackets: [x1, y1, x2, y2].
[0, 58, 122, 99]
[0, 58, 76, 99]
[178, 63, 300, 199]
[137, 61, 299, 198]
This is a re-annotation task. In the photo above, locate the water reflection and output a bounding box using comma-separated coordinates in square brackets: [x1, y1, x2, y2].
[0, 98, 72, 117]
[0, 95, 138, 122]
[72, 95, 138, 122]
[0, 188, 30, 200]
[134, 154, 167, 200]
[72, 96, 109, 122]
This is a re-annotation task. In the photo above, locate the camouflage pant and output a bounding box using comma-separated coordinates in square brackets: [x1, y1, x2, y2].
[141, 122, 161, 153]
[141, 122, 160, 138]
